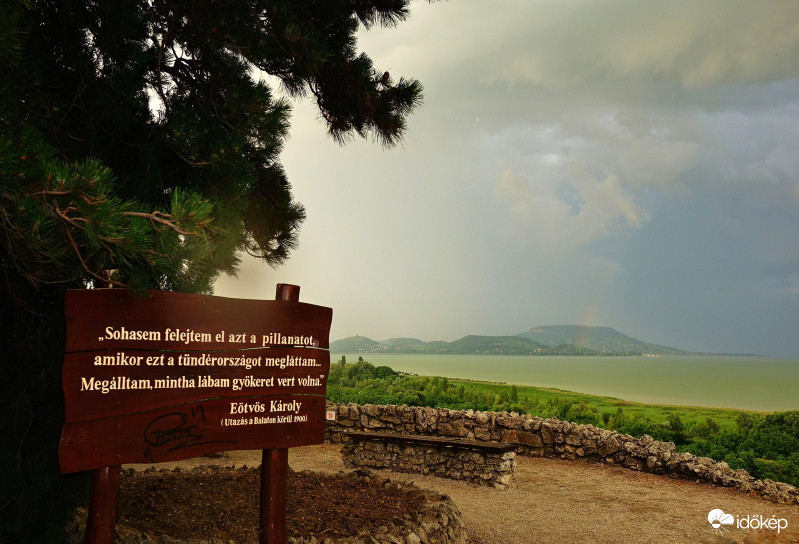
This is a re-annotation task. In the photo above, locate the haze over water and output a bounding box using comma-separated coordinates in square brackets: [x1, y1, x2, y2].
[336, 354, 799, 412]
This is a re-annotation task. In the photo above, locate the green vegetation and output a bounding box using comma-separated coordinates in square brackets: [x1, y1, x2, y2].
[688, 411, 799, 486]
[444, 335, 549, 355]
[327, 358, 799, 487]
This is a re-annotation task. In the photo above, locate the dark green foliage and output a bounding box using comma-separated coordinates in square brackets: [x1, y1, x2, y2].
[445, 335, 549, 355]
[2, 0, 422, 291]
[375, 365, 398, 379]
[546, 343, 598, 355]
[691, 417, 721, 439]
[749, 411, 799, 456]
[736, 411, 762, 435]
[327, 358, 398, 388]
[751, 454, 799, 487]
[1, 285, 87, 543]
[684, 411, 799, 486]
[666, 413, 685, 432]
[2, 2, 424, 541]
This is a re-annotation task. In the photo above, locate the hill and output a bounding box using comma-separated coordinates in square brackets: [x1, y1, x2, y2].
[331, 334, 597, 355]
[327, 335, 383, 353]
[380, 337, 427, 348]
[330, 326, 696, 355]
[443, 335, 549, 355]
[518, 325, 693, 355]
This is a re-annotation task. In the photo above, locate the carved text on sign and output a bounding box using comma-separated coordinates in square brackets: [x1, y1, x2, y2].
[59, 289, 332, 474]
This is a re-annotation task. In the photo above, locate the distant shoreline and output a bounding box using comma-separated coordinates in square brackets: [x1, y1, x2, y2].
[332, 350, 764, 357]
[329, 353, 799, 412]
[330, 327, 765, 357]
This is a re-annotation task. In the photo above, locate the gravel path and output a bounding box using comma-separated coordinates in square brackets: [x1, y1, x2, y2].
[134, 444, 799, 544]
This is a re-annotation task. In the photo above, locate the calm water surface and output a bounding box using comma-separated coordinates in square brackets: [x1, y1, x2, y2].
[334, 354, 799, 412]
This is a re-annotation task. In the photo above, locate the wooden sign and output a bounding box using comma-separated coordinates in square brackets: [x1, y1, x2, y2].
[59, 288, 332, 474]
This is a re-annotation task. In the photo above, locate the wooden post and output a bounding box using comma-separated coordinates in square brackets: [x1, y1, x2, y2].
[259, 283, 298, 543]
[85, 276, 121, 544]
[260, 447, 289, 543]
[274, 283, 300, 303]
[85, 464, 121, 544]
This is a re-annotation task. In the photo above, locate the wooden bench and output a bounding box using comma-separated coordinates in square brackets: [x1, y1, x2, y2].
[341, 431, 516, 488]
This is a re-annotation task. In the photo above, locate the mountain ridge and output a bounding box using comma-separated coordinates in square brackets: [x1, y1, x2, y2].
[518, 325, 693, 355]
[330, 325, 702, 355]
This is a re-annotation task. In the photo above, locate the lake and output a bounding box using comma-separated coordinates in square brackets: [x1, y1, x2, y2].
[332, 353, 799, 412]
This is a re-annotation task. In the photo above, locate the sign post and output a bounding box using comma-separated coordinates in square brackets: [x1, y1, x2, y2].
[59, 284, 332, 544]
[261, 283, 300, 544]
[86, 465, 120, 544]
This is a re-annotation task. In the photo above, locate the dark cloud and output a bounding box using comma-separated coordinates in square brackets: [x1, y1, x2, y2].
[216, 0, 799, 357]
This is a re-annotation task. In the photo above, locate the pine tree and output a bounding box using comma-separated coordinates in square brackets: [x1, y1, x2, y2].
[1, 1, 424, 540]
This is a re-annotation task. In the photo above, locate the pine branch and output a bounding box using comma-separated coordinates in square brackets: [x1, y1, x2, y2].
[27, 189, 73, 197]
[121, 211, 199, 237]
[35, 190, 203, 239]
[49, 201, 97, 235]
[62, 222, 125, 288]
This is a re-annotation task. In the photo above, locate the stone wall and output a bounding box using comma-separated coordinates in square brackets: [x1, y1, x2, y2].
[342, 432, 516, 488]
[326, 402, 799, 506]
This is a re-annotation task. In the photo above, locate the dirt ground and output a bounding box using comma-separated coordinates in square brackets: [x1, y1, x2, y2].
[126, 444, 799, 544]
[116, 466, 426, 543]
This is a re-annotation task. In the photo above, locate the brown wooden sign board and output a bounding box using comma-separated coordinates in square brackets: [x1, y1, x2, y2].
[64, 288, 331, 353]
[62, 346, 329, 423]
[60, 395, 327, 473]
[59, 288, 331, 474]
[58, 285, 331, 544]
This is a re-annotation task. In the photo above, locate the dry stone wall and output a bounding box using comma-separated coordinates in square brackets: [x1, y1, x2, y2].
[342, 432, 516, 488]
[326, 402, 799, 506]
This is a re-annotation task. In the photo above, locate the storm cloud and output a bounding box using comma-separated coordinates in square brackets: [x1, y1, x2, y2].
[216, 0, 799, 357]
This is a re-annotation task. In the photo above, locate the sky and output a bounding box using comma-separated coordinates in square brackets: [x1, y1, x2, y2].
[216, 0, 799, 358]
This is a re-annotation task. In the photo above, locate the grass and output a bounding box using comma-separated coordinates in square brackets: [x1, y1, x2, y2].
[446, 378, 757, 432]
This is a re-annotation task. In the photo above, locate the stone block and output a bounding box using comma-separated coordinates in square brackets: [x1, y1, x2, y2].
[565, 434, 582, 446]
[438, 421, 466, 437]
[540, 424, 555, 445]
[598, 436, 621, 456]
[495, 412, 519, 429]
